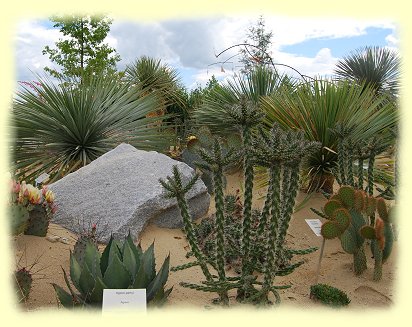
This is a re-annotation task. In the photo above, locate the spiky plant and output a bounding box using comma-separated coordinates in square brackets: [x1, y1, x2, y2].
[11, 74, 173, 184]
[261, 79, 398, 193]
[334, 46, 400, 98]
[248, 124, 321, 303]
[52, 233, 172, 308]
[310, 283, 350, 307]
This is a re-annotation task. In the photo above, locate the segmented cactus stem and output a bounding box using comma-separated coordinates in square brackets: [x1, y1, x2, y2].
[353, 246, 368, 275]
[241, 126, 254, 278]
[261, 164, 281, 294]
[176, 194, 213, 281]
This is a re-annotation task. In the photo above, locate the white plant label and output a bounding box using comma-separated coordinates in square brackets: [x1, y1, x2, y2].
[35, 172, 50, 184]
[305, 219, 322, 237]
[102, 289, 146, 313]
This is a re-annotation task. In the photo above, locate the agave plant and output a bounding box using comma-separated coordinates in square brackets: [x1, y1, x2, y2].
[261, 79, 398, 192]
[11, 74, 173, 183]
[334, 46, 401, 98]
[52, 233, 172, 308]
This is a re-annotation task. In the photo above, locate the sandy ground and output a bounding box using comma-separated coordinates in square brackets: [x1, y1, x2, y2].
[11, 170, 397, 311]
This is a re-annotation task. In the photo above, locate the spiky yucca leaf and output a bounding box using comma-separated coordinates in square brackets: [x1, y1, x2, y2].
[11, 74, 173, 183]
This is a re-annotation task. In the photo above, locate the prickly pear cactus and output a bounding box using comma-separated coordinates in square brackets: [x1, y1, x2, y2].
[14, 268, 33, 303]
[24, 205, 50, 237]
[10, 204, 29, 236]
[73, 234, 98, 267]
[319, 186, 368, 275]
[318, 185, 395, 279]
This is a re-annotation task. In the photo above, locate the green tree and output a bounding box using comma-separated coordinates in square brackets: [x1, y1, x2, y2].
[42, 14, 120, 83]
[239, 15, 274, 74]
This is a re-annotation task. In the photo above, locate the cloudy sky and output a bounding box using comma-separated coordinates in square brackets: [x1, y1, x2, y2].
[13, 14, 400, 90]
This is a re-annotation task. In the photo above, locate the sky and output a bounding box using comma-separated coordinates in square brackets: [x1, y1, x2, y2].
[13, 14, 400, 91]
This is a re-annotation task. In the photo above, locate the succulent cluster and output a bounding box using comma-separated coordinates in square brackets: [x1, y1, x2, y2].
[160, 114, 320, 306]
[52, 232, 172, 308]
[331, 123, 396, 201]
[8, 179, 56, 236]
[14, 267, 33, 303]
[310, 283, 350, 307]
[317, 185, 394, 280]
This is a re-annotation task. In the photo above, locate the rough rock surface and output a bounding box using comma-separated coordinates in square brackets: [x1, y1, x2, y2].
[49, 143, 210, 243]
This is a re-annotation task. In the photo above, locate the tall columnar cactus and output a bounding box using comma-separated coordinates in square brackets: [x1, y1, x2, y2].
[360, 198, 394, 281]
[195, 138, 240, 305]
[52, 233, 172, 308]
[249, 124, 321, 303]
[221, 97, 264, 298]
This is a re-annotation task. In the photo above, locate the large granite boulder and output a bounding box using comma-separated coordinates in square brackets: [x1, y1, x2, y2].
[49, 143, 210, 243]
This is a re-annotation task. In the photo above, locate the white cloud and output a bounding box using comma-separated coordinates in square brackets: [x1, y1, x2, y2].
[13, 14, 397, 88]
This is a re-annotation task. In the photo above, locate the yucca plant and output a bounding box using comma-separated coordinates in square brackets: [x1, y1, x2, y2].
[261, 79, 398, 192]
[193, 65, 293, 135]
[334, 46, 400, 98]
[10, 74, 173, 183]
[52, 232, 172, 309]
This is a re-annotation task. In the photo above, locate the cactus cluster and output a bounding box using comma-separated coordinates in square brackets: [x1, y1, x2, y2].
[310, 283, 350, 307]
[52, 232, 172, 308]
[330, 123, 396, 201]
[161, 116, 320, 306]
[8, 179, 56, 237]
[316, 185, 394, 280]
[14, 267, 33, 303]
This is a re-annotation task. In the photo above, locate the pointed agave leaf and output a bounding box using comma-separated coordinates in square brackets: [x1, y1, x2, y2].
[133, 264, 150, 289]
[84, 242, 102, 280]
[126, 232, 142, 266]
[52, 283, 76, 308]
[103, 253, 131, 289]
[122, 240, 137, 281]
[148, 286, 173, 307]
[70, 252, 82, 291]
[141, 242, 156, 282]
[146, 255, 170, 302]
[88, 276, 107, 304]
[100, 235, 114, 275]
[107, 239, 122, 267]
[78, 263, 96, 301]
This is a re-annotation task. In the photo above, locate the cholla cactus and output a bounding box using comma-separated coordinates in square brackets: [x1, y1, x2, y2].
[162, 123, 320, 306]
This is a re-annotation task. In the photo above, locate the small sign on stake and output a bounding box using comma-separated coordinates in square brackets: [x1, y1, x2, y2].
[35, 172, 50, 185]
[102, 289, 146, 314]
[305, 219, 322, 237]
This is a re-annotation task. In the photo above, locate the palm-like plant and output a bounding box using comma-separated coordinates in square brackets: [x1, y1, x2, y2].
[10, 74, 173, 183]
[125, 56, 186, 108]
[261, 79, 398, 192]
[193, 66, 293, 134]
[334, 46, 401, 98]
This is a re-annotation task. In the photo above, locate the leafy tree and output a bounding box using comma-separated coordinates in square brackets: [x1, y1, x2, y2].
[239, 15, 274, 74]
[42, 15, 120, 83]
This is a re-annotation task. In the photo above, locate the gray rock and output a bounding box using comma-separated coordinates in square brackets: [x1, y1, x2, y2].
[49, 143, 210, 243]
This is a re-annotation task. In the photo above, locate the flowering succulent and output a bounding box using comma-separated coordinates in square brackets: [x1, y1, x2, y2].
[9, 179, 57, 236]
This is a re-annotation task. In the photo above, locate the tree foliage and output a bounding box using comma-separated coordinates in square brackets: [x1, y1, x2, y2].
[239, 15, 274, 74]
[42, 15, 120, 83]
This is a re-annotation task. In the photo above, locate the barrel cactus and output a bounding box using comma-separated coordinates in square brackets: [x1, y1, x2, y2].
[52, 233, 172, 309]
